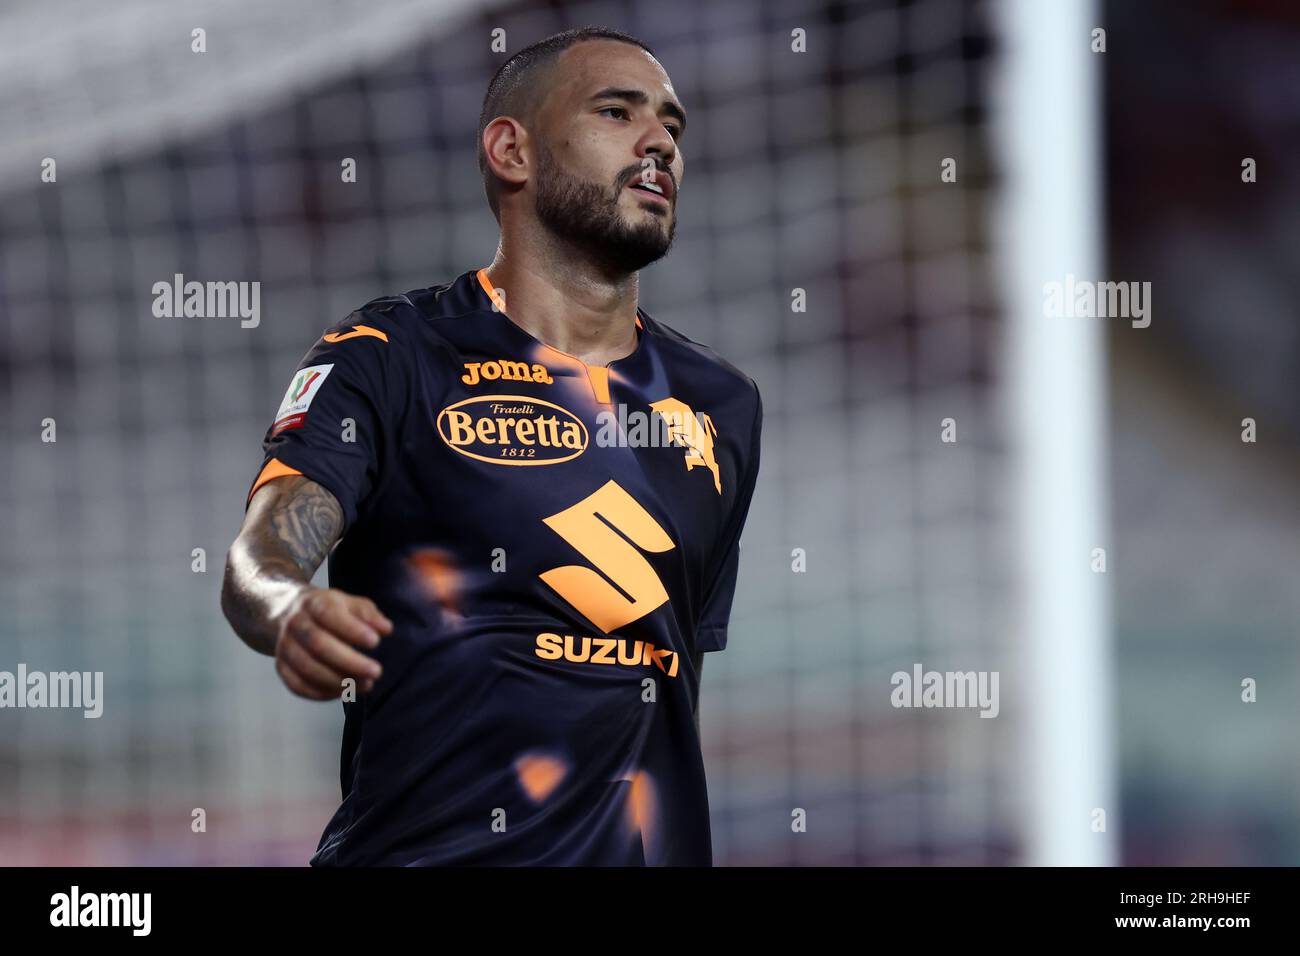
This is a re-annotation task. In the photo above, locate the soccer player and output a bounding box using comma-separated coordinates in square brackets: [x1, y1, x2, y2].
[221, 27, 762, 866]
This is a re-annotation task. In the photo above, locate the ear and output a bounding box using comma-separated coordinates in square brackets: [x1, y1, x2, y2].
[482, 116, 531, 190]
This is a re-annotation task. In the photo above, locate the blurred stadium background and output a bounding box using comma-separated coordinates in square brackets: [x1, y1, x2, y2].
[0, 0, 1295, 865]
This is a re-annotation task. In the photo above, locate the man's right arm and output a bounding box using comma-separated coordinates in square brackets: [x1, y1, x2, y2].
[221, 475, 392, 700]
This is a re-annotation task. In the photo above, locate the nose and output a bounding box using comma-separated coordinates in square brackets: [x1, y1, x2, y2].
[640, 123, 677, 170]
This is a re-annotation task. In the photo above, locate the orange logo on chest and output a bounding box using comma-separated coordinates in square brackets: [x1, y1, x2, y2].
[534, 633, 680, 678]
[437, 395, 587, 466]
[649, 397, 722, 494]
[462, 359, 554, 386]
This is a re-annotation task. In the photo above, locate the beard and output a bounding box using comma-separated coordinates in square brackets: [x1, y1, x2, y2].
[533, 142, 675, 274]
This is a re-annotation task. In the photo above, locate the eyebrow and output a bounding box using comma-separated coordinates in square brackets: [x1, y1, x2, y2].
[588, 86, 687, 135]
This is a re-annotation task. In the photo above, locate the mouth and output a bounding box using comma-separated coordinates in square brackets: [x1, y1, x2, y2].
[627, 184, 670, 208]
[625, 170, 674, 208]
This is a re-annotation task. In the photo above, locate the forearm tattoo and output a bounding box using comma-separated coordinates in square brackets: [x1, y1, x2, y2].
[266, 478, 345, 578]
[221, 476, 345, 655]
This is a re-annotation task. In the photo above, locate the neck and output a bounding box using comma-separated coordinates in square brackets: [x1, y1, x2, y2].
[482, 231, 640, 366]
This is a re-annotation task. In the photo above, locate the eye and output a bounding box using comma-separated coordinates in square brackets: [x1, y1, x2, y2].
[601, 106, 681, 141]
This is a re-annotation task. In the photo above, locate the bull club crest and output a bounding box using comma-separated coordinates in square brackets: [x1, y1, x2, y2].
[649, 397, 721, 494]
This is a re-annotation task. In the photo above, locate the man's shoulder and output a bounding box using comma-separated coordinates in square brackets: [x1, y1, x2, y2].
[641, 309, 762, 409]
[347, 269, 484, 330]
[314, 270, 483, 359]
[387, 268, 487, 323]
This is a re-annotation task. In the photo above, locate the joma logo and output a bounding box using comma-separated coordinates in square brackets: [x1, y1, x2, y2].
[462, 359, 554, 386]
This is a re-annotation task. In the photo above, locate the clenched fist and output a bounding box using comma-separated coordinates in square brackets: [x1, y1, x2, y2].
[273, 587, 393, 700]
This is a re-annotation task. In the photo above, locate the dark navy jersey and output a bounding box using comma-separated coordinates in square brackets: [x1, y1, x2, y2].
[245, 267, 762, 866]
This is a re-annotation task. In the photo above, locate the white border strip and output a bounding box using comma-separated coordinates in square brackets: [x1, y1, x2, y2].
[992, 0, 1117, 866]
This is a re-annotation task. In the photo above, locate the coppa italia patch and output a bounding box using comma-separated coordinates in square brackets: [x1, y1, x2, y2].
[273, 363, 334, 435]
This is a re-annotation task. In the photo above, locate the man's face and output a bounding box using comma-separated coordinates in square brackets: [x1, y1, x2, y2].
[531, 41, 686, 274]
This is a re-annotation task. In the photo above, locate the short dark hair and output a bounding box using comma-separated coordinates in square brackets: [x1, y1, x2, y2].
[476, 27, 655, 223]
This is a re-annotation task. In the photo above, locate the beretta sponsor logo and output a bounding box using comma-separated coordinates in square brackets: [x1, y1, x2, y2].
[437, 394, 588, 466]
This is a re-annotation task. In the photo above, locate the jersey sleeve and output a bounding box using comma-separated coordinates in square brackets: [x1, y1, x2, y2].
[245, 312, 400, 531]
[694, 383, 763, 654]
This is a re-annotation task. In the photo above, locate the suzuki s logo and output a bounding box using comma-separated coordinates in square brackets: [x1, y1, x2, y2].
[437, 395, 587, 465]
[539, 480, 674, 633]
